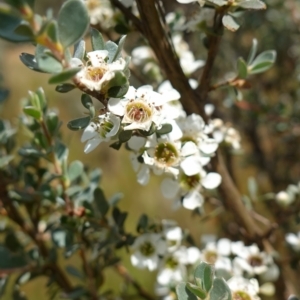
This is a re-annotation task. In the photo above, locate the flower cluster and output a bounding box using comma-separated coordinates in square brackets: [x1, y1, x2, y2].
[81, 77, 243, 210]
[130, 222, 277, 300]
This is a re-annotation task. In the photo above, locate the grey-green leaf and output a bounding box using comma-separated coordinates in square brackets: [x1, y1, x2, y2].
[105, 41, 118, 63]
[112, 35, 126, 62]
[186, 283, 207, 299]
[19, 53, 45, 73]
[68, 160, 84, 182]
[176, 282, 198, 300]
[55, 83, 76, 93]
[209, 278, 232, 300]
[237, 0, 266, 10]
[0, 11, 33, 43]
[91, 28, 105, 51]
[48, 67, 81, 84]
[58, 0, 89, 48]
[35, 45, 63, 73]
[94, 187, 109, 217]
[248, 50, 276, 74]
[73, 40, 86, 60]
[222, 15, 240, 32]
[247, 38, 258, 65]
[237, 57, 248, 79]
[194, 262, 214, 292]
[67, 116, 90, 131]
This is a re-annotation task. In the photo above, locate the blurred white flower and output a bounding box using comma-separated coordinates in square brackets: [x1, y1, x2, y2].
[276, 184, 299, 206]
[71, 50, 126, 93]
[130, 233, 166, 271]
[232, 243, 276, 278]
[85, 0, 114, 27]
[227, 276, 261, 300]
[81, 113, 120, 153]
[108, 85, 165, 131]
[286, 231, 300, 251]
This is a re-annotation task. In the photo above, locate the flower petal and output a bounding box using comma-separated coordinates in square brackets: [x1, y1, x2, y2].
[182, 191, 204, 210]
[201, 172, 221, 189]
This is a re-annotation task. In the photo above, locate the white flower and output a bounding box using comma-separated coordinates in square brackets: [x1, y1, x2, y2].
[286, 231, 300, 251]
[172, 34, 205, 75]
[275, 184, 299, 206]
[209, 118, 241, 150]
[130, 233, 166, 271]
[85, 0, 114, 27]
[108, 85, 165, 131]
[232, 243, 274, 277]
[227, 276, 261, 300]
[71, 49, 126, 93]
[157, 252, 187, 285]
[129, 152, 150, 185]
[81, 113, 120, 153]
[161, 170, 221, 210]
[163, 226, 183, 252]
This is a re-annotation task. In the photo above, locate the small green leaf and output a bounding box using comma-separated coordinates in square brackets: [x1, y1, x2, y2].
[248, 50, 276, 74]
[67, 116, 90, 131]
[138, 123, 156, 137]
[105, 40, 118, 63]
[58, 0, 89, 48]
[194, 262, 214, 293]
[73, 40, 86, 60]
[109, 192, 123, 206]
[0, 11, 33, 42]
[222, 15, 239, 32]
[81, 94, 93, 109]
[112, 207, 128, 229]
[68, 160, 84, 182]
[0, 88, 9, 103]
[136, 214, 148, 233]
[186, 283, 207, 299]
[237, 57, 248, 79]
[236, 0, 266, 10]
[91, 28, 105, 50]
[157, 123, 173, 135]
[36, 45, 63, 73]
[119, 130, 132, 143]
[94, 187, 109, 217]
[45, 20, 59, 43]
[56, 83, 76, 93]
[35, 87, 47, 110]
[107, 83, 129, 98]
[23, 106, 41, 120]
[110, 141, 122, 150]
[46, 111, 60, 134]
[247, 38, 258, 65]
[48, 67, 81, 84]
[19, 53, 44, 72]
[176, 282, 198, 300]
[112, 35, 126, 62]
[14, 23, 34, 38]
[54, 142, 69, 162]
[209, 278, 232, 300]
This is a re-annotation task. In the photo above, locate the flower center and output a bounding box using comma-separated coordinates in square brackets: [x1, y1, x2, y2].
[204, 250, 218, 264]
[165, 256, 179, 269]
[180, 173, 201, 191]
[140, 241, 155, 257]
[86, 66, 107, 82]
[154, 142, 179, 167]
[125, 100, 153, 123]
[248, 255, 263, 267]
[232, 291, 252, 300]
[92, 115, 115, 137]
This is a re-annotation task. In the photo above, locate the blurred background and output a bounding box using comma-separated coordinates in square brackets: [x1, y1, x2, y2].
[1, 0, 300, 298]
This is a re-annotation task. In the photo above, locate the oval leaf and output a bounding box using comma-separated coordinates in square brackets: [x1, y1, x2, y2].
[48, 67, 81, 84]
[91, 28, 105, 51]
[58, 0, 89, 48]
[222, 15, 239, 32]
[67, 116, 90, 131]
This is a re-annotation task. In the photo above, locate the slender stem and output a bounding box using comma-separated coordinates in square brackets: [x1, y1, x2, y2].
[79, 247, 98, 300]
[114, 264, 155, 300]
